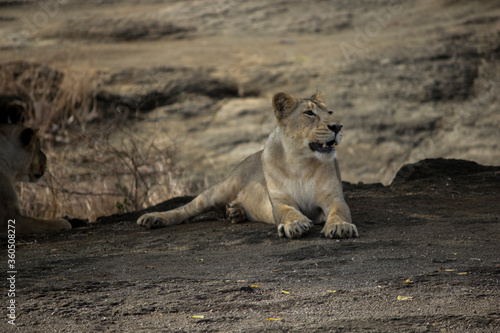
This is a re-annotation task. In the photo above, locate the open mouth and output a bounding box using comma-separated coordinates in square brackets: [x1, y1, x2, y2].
[309, 139, 337, 153]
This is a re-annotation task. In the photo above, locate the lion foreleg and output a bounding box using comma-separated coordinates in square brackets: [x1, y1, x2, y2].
[14, 216, 71, 234]
[272, 202, 312, 239]
[321, 200, 358, 239]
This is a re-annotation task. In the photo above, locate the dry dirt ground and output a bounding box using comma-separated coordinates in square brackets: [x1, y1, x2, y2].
[2, 159, 500, 332]
[1, 0, 500, 332]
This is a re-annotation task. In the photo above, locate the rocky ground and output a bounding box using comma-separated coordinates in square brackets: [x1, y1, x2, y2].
[0, 0, 499, 332]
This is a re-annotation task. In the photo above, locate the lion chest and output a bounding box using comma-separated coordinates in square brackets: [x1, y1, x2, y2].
[278, 173, 331, 221]
[262, 132, 339, 220]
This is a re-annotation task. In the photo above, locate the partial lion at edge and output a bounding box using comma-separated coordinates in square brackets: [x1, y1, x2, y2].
[0, 124, 71, 234]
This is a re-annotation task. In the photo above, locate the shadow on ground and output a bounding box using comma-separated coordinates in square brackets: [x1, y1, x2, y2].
[3, 159, 499, 332]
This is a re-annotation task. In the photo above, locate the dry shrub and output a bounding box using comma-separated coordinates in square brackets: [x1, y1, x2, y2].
[17, 127, 190, 222]
[2, 61, 192, 221]
[0, 61, 98, 141]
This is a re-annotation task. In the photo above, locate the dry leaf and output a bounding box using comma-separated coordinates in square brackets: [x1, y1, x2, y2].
[440, 266, 457, 272]
[397, 296, 413, 301]
[191, 315, 205, 319]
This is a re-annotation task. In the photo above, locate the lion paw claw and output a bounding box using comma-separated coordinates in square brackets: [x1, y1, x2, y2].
[137, 213, 163, 229]
[278, 219, 311, 238]
[321, 221, 358, 239]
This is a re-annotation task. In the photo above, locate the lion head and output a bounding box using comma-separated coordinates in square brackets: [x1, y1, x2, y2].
[272, 91, 343, 159]
[0, 125, 47, 183]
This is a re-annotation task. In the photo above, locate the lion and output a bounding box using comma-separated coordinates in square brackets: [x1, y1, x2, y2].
[0, 124, 71, 234]
[137, 92, 358, 239]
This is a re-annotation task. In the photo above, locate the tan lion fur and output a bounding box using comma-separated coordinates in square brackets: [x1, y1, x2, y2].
[0, 124, 71, 234]
[137, 92, 357, 239]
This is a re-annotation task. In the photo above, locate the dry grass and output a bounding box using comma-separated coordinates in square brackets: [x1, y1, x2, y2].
[2, 60, 192, 222]
[17, 123, 192, 222]
[0, 61, 98, 141]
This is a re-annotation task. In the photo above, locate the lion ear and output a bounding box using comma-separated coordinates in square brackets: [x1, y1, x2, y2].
[272, 92, 297, 122]
[310, 91, 324, 102]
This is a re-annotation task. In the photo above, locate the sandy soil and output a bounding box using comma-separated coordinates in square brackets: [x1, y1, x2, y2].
[2, 159, 500, 332]
[1, 0, 500, 332]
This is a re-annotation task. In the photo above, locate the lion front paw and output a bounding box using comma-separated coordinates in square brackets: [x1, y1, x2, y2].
[321, 221, 358, 239]
[278, 218, 312, 239]
[137, 213, 167, 229]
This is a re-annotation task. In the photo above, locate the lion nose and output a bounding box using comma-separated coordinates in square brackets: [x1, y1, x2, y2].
[328, 124, 343, 134]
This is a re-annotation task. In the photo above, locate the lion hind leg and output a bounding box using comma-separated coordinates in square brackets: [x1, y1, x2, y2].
[234, 182, 274, 225]
[137, 176, 242, 230]
[226, 200, 246, 224]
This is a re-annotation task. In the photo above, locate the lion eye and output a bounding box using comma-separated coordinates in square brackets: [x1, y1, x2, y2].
[303, 110, 315, 116]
